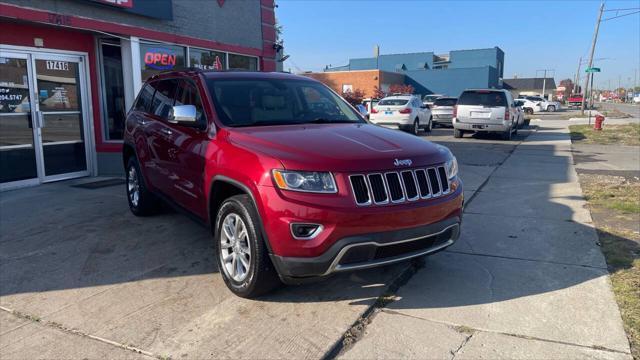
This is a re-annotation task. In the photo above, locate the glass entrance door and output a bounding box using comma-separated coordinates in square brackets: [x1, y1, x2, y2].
[33, 55, 89, 179]
[0, 53, 39, 185]
[0, 49, 91, 188]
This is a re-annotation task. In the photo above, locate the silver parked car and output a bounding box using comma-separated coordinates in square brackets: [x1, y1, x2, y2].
[452, 89, 518, 140]
[431, 97, 457, 127]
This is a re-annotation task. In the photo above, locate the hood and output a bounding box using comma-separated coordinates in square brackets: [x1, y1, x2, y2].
[227, 123, 452, 172]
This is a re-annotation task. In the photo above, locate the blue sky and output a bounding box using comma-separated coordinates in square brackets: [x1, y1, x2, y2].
[277, 0, 640, 89]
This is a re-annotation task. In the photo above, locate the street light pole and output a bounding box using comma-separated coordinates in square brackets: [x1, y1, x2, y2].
[581, 2, 605, 115]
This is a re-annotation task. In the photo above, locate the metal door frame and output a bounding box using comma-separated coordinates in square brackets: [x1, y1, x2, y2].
[0, 45, 95, 191]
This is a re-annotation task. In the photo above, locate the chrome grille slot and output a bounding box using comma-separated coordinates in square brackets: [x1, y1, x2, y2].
[385, 173, 404, 202]
[415, 170, 431, 198]
[367, 174, 388, 204]
[349, 175, 371, 205]
[438, 167, 450, 193]
[401, 171, 419, 201]
[349, 165, 452, 206]
[427, 168, 441, 195]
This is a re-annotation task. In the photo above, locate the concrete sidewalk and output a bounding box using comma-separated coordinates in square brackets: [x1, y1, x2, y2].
[342, 124, 633, 359]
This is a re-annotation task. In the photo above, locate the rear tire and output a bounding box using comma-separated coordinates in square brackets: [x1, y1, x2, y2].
[126, 157, 159, 216]
[501, 127, 513, 141]
[454, 128, 463, 138]
[425, 116, 433, 133]
[412, 119, 420, 136]
[547, 105, 556, 112]
[215, 195, 281, 298]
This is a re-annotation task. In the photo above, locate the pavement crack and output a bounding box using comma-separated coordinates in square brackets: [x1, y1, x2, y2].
[450, 332, 474, 360]
[380, 308, 631, 356]
[0, 305, 157, 359]
[320, 259, 425, 360]
[444, 249, 608, 270]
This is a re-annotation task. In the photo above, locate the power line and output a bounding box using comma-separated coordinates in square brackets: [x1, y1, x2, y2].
[603, 7, 640, 12]
[602, 10, 640, 21]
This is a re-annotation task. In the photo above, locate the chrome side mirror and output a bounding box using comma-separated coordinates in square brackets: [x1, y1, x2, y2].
[168, 105, 197, 125]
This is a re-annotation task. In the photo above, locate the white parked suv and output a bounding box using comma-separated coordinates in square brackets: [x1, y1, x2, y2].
[519, 95, 560, 112]
[453, 89, 518, 140]
[370, 94, 433, 135]
[515, 98, 543, 115]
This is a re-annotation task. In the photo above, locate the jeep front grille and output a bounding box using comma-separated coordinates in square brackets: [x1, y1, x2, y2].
[349, 165, 450, 206]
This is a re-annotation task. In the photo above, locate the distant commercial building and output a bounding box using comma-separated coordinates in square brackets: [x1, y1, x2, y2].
[503, 77, 557, 99]
[304, 70, 405, 98]
[317, 47, 504, 97]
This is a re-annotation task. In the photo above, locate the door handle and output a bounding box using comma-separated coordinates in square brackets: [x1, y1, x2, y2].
[160, 128, 173, 136]
[35, 111, 45, 128]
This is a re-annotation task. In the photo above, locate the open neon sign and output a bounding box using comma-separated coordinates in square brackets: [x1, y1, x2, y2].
[144, 48, 177, 70]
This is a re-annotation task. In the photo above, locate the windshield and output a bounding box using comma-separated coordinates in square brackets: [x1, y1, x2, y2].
[458, 91, 507, 107]
[434, 98, 457, 106]
[378, 99, 409, 106]
[205, 78, 363, 127]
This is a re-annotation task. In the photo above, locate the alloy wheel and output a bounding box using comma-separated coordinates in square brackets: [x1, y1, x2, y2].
[127, 166, 140, 207]
[220, 213, 252, 282]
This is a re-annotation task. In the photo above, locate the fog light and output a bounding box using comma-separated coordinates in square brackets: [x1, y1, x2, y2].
[291, 223, 323, 240]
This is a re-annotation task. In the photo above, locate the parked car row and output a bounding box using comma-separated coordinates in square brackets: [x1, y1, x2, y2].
[366, 89, 535, 140]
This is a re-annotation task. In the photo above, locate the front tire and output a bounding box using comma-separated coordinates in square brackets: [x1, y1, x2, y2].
[215, 195, 280, 298]
[454, 128, 464, 138]
[547, 105, 556, 112]
[126, 157, 159, 216]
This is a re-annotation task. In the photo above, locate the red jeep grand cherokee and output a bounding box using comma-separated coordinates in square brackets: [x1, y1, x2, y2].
[123, 70, 463, 298]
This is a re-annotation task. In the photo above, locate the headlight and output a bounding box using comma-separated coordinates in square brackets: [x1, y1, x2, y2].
[272, 170, 337, 193]
[445, 156, 458, 180]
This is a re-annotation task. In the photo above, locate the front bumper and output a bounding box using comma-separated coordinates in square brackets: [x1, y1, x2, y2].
[270, 216, 461, 283]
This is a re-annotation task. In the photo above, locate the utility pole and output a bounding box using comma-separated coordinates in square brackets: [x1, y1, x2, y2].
[542, 70, 547, 99]
[537, 69, 554, 99]
[574, 57, 582, 93]
[581, 2, 605, 115]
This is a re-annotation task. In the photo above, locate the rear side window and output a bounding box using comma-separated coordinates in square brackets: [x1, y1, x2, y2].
[379, 99, 409, 106]
[458, 91, 507, 107]
[434, 98, 457, 106]
[134, 84, 154, 112]
[175, 79, 206, 125]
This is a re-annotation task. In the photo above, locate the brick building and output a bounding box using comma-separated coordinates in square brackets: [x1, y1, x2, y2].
[0, 0, 279, 190]
[303, 70, 406, 98]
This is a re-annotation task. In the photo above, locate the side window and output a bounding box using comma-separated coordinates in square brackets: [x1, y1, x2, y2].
[134, 83, 154, 112]
[175, 79, 205, 125]
[150, 79, 178, 119]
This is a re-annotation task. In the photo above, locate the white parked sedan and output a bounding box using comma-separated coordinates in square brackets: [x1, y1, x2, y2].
[369, 95, 432, 135]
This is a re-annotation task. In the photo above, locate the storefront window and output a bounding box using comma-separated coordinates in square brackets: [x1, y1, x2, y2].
[139, 43, 186, 81]
[190, 48, 226, 71]
[228, 53, 258, 71]
[100, 42, 126, 140]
